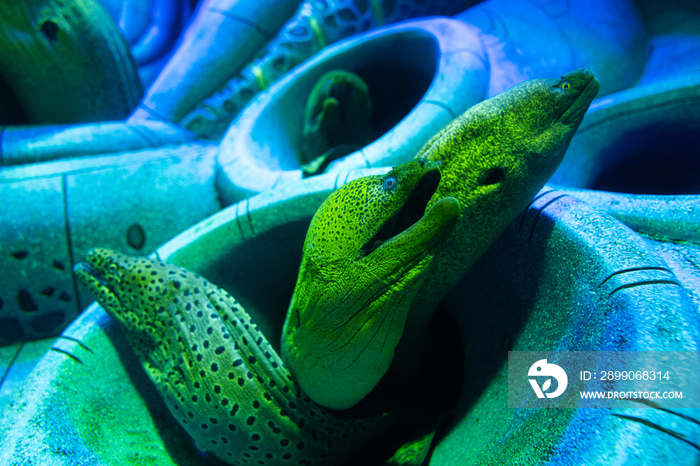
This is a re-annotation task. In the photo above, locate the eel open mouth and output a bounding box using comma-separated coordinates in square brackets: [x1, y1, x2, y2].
[360, 168, 441, 255]
[84, 263, 111, 289]
[73, 251, 118, 300]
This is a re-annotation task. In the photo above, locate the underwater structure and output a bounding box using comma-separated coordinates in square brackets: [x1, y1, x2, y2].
[1, 0, 700, 464]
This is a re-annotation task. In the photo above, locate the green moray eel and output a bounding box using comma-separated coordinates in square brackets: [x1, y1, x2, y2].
[281, 157, 460, 410]
[391, 68, 602, 375]
[0, 0, 142, 124]
[74, 249, 394, 466]
[283, 68, 600, 409]
[300, 70, 373, 176]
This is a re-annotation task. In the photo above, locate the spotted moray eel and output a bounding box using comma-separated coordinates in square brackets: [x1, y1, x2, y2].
[75, 250, 394, 465]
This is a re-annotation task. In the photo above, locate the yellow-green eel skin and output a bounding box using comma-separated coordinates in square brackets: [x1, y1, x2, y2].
[282, 157, 459, 409]
[282, 68, 601, 409]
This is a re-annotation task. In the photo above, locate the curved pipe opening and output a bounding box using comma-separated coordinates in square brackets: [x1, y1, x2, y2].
[553, 79, 700, 195]
[240, 29, 439, 173]
[216, 18, 488, 205]
[591, 121, 700, 194]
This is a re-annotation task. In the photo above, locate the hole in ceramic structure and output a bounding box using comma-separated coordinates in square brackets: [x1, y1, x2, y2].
[52, 260, 65, 271]
[58, 291, 72, 303]
[591, 122, 700, 194]
[355, 59, 434, 141]
[17, 289, 39, 312]
[251, 31, 439, 174]
[127, 224, 146, 250]
[11, 250, 29, 260]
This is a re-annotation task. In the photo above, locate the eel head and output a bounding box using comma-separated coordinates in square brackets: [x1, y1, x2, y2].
[74, 248, 191, 366]
[282, 157, 460, 410]
[300, 69, 373, 175]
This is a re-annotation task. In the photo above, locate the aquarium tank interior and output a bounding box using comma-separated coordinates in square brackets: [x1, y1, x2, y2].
[1, 0, 699, 464]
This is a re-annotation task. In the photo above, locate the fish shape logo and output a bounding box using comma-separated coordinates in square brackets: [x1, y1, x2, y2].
[528, 359, 568, 399]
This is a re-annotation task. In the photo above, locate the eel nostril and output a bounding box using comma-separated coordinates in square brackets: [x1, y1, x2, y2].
[482, 167, 505, 186]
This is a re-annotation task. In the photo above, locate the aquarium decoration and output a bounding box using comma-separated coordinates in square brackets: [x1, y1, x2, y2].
[1, 0, 699, 464]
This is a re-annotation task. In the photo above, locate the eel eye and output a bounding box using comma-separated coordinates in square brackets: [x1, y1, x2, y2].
[383, 176, 397, 191]
[561, 81, 571, 90]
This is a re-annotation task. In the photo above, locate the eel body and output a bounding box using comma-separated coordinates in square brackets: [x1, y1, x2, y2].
[282, 68, 601, 409]
[75, 249, 393, 466]
[281, 157, 459, 410]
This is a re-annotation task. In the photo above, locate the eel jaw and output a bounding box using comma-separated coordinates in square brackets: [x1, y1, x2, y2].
[360, 168, 441, 256]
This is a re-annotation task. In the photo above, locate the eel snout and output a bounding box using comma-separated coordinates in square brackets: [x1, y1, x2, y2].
[74, 248, 125, 313]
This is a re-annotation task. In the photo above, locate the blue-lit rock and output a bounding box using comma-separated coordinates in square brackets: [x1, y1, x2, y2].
[0, 120, 195, 166]
[129, 0, 304, 124]
[430, 189, 700, 465]
[0, 143, 219, 345]
[454, 0, 649, 96]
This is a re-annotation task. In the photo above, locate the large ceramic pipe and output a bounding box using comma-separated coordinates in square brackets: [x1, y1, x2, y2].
[0, 121, 195, 166]
[554, 189, 700, 244]
[216, 17, 488, 205]
[180, 0, 477, 139]
[130, 0, 303, 124]
[1, 174, 698, 464]
[0, 143, 219, 345]
[0, 0, 143, 124]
